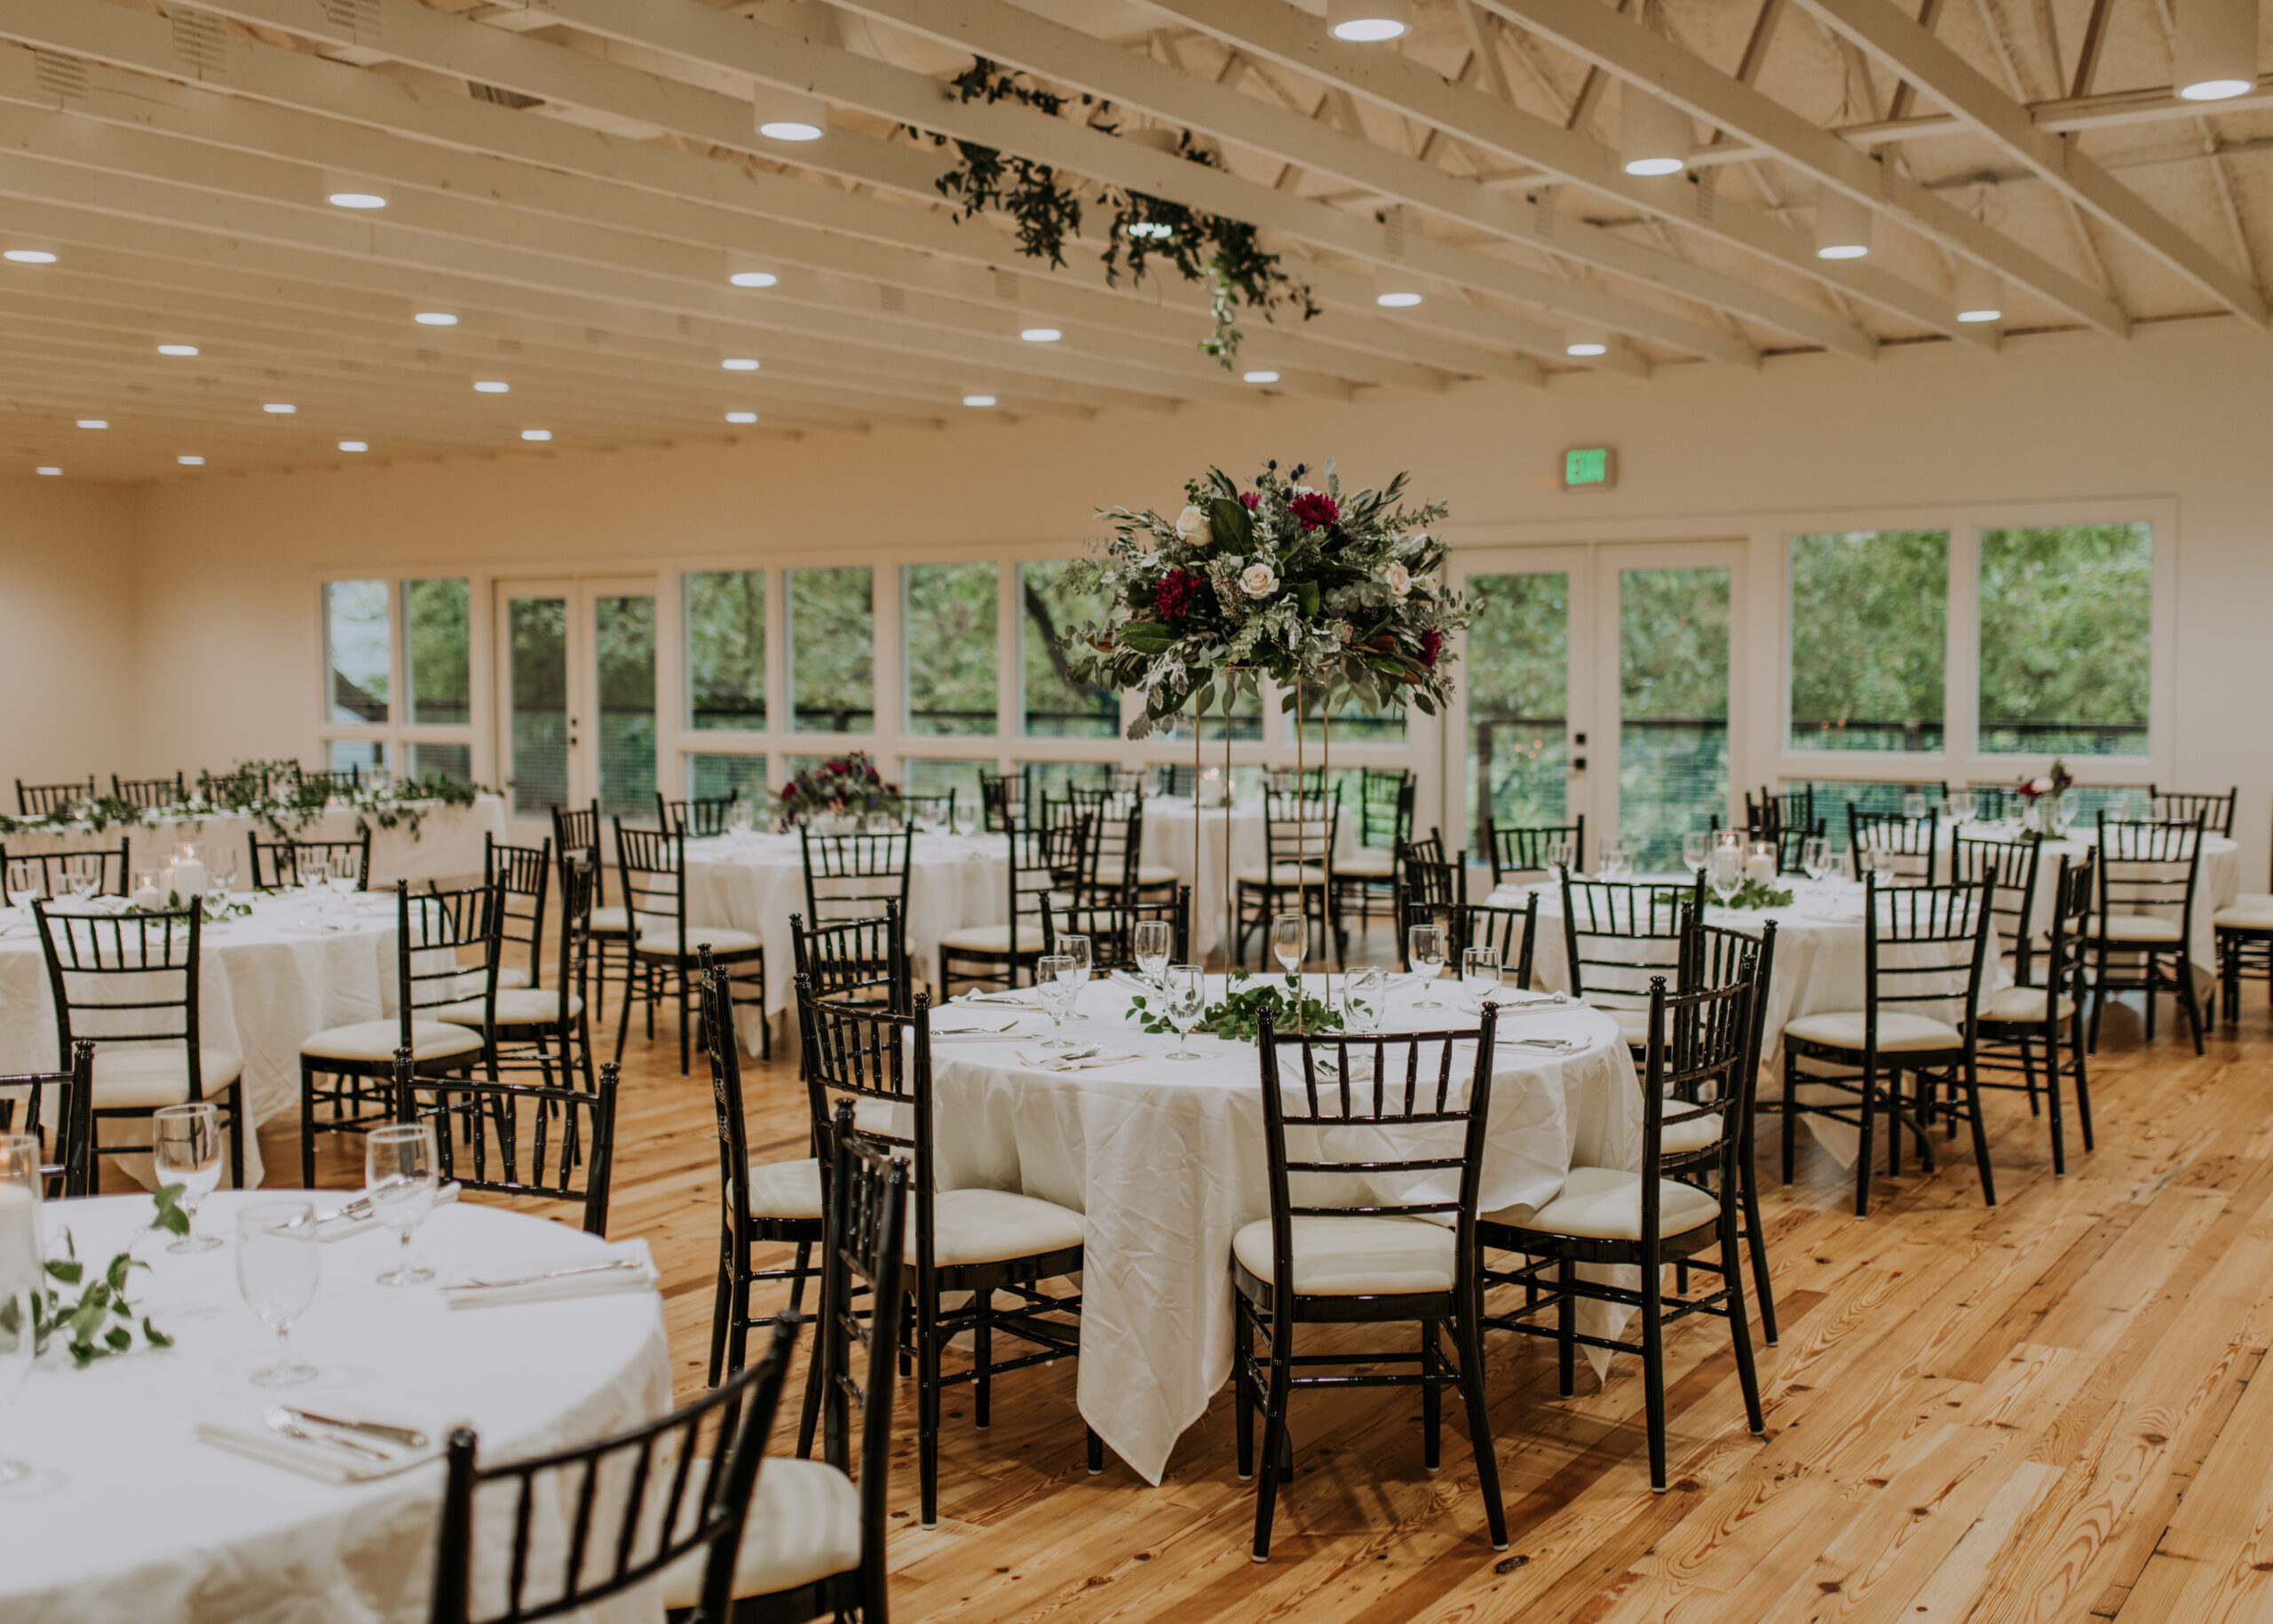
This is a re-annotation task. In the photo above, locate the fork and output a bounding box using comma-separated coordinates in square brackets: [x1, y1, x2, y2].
[263, 1408, 392, 1462]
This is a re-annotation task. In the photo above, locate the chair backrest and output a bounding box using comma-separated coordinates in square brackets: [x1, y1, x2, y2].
[1358, 768, 1415, 852]
[485, 833, 551, 990]
[295, 763, 360, 798]
[1951, 829, 2043, 979]
[1252, 1007, 1501, 1295]
[2095, 812, 2205, 930]
[1848, 807, 1939, 885]
[2150, 786, 2237, 838]
[1154, 764, 1196, 798]
[700, 963, 794, 1340]
[393, 1049, 618, 1235]
[1051, 887, 1191, 971]
[799, 826, 914, 926]
[2036, 854, 2095, 1019]
[112, 772, 186, 811]
[0, 1040, 95, 1199]
[1265, 766, 1326, 796]
[15, 777, 95, 816]
[0, 841, 131, 900]
[614, 821, 687, 955]
[35, 900, 214, 1099]
[550, 800, 609, 911]
[1002, 814, 1089, 970]
[1680, 916, 1778, 1122]
[426, 1316, 796, 1624]
[1394, 871, 1466, 972]
[661, 790, 739, 839]
[550, 855, 597, 1009]
[1638, 967, 1761, 1210]
[788, 903, 911, 1010]
[978, 770, 1023, 834]
[901, 789, 956, 830]
[248, 832, 373, 892]
[396, 879, 502, 1038]
[817, 1098, 907, 1616]
[1262, 790, 1337, 873]
[1486, 817, 1585, 885]
[1745, 785, 1815, 840]
[1074, 794, 1144, 904]
[1455, 896, 1539, 992]
[1862, 875, 1992, 1037]
[799, 980, 950, 1267]
[1559, 875, 1701, 1017]
[1966, 784, 2017, 823]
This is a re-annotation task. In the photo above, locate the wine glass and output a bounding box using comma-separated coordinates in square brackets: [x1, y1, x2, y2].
[954, 803, 978, 838]
[726, 797, 754, 841]
[1034, 955, 1077, 1048]
[1461, 947, 1501, 1010]
[1946, 788, 1975, 826]
[297, 849, 332, 910]
[1707, 842, 1744, 907]
[0, 1135, 44, 1488]
[1058, 933, 1092, 1019]
[1682, 831, 1709, 878]
[209, 848, 238, 897]
[325, 853, 358, 907]
[1408, 923, 1448, 1008]
[235, 1200, 321, 1389]
[61, 854, 98, 906]
[4, 860, 38, 922]
[1802, 836, 1833, 888]
[151, 1102, 224, 1254]
[1902, 791, 1928, 821]
[1269, 913, 1305, 981]
[366, 1121, 439, 1287]
[1599, 842, 1632, 881]
[1545, 838, 1573, 881]
[1163, 963, 1206, 1061]
[1132, 919, 1173, 987]
[1342, 964, 1385, 1034]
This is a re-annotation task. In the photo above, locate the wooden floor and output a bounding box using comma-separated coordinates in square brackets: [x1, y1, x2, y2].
[266, 963, 2273, 1622]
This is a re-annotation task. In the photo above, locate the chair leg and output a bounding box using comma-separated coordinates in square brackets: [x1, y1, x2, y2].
[2178, 953, 2207, 1056]
[1642, 1253, 1668, 1493]
[299, 1062, 319, 1188]
[1421, 1318, 1442, 1472]
[613, 963, 634, 1064]
[917, 1284, 943, 1529]
[2222, 934, 2241, 1027]
[1739, 1158, 1778, 1346]
[796, 1335, 825, 1461]
[2088, 944, 2108, 1053]
[1556, 1256, 1576, 1397]
[1720, 1221, 1766, 1436]
[786, 1240, 813, 1317]
[225, 1086, 245, 1190]
[1780, 1050, 1799, 1185]
[1234, 1305, 1255, 1482]
[1962, 1056, 1997, 1207]
[1453, 1303, 1509, 1549]
[2071, 1010, 2096, 1153]
[707, 1256, 731, 1387]
[2021, 1035, 2041, 1116]
[1854, 1060, 1878, 1218]
[1251, 1327, 1295, 1562]
[974, 1287, 992, 1430]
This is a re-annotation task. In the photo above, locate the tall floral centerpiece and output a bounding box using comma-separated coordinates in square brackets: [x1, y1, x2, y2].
[2017, 758, 2075, 836]
[775, 754, 901, 833]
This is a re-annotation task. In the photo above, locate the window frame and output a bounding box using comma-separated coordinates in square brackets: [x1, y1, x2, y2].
[314, 571, 487, 783]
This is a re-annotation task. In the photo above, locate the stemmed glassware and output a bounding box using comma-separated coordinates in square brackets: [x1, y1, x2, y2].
[1461, 947, 1501, 1010]
[209, 848, 238, 898]
[726, 797, 754, 842]
[0, 1135, 44, 1489]
[954, 804, 978, 838]
[325, 854, 358, 910]
[1902, 791, 1928, 821]
[297, 850, 333, 913]
[1707, 840, 1745, 907]
[1408, 923, 1449, 1008]
[1545, 838, 1574, 881]
[1131, 919, 1172, 988]
[1946, 788, 1975, 827]
[4, 860, 38, 922]
[1682, 831, 1710, 880]
[1034, 955, 1078, 1048]
[1269, 913, 1305, 978]
[365, 1121, 439, 1287]
[1598, 842, 1632, 881]
[151, 1102, 224, 1254]
[1802, 836, 1834, 899]
[1163, 964, 1206, 1061]
[235, 1200, 321, 1389]
[61, 854, 99, 907]
[1342, 965, 1385, 1034]
[1057, 933, 1092, 1020]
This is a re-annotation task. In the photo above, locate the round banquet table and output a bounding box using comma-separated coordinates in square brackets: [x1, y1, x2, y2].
[1138, 796, 1360, 957]
[0, 891, 417, 1188]
[923, 972, 1642, 1485]
[0, 1192, 671, 1624]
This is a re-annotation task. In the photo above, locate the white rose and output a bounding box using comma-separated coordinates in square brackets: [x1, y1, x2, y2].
[2030, 776, 2054, 794]
[1239, 561, 1279, 598]
[1382, 561, 1413, 598]
[1174, 504, 1210, 543]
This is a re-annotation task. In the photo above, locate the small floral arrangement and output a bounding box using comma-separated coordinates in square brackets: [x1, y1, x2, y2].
[1123, 972, 1344, 1044]
[2017, 759, 2075, 801]
[776, 754, 902, 828]
[0, 1186, 186, 1367]
[1060, 461, 1471, 739]
[1717, 878, 1794, 911]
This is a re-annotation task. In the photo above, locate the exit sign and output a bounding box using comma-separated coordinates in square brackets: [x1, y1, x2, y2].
[1562, 447, 1616, 491]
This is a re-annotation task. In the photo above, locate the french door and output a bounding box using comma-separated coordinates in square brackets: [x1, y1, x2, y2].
[1445, 540, 1747, 871]
[494, 576, 660, 844]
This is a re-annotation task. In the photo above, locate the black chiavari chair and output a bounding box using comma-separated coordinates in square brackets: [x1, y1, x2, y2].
[0, 841, 131, 900]
[1681, 917, 1781, 1344]
[1455, 895, 1539, 992]
[1237, 1008, 1509, 1559]
[978, 770, 1023, 835]
[426, 1319, 797, 1624]
[111, 772, 186, 811]
[1479, 968, 1769, 1492]
[1952, 828, 2045, 985]
[790, 904, 911, 1010]
[1330, 769, 1414, 940]
[35, 899, 246, 1194]
[483, 833, 550, 993]
[614, 820, 767, 1073]
[1153, 764, 1197, 798]
[1847, 807, 1938, 886]
[553, 800, 632, 1022]
[803, 978, 1095, 1527]
[1745, 785, 1815, 839]
[15, 777, 94, 816]
[1971, 854, 2095, 1176]
[1485, 817, 1585, 887]
[661, 790, 741, 839]
[392, 1048, 618, 1235]
[248, 831, 372, 892]
[0, 1041, 95, 1199]
[2151, 785, 2237, 838]
[1780, 876, 1995, 1216]
[2085, 812, 2207, 1054]
[1050, 886, 1192, 971]
[293, 764, 360, 798]
[937, 814, 1088, 996]
[799, 824, 913, 929]
[1966, 784, 2017, 823]
[1233, 789, 1340, 969]
[1560, 874, 1702, 1051]
[1394, 842, 1467, 973]
[901, 788, 956, 830]
[435, 854, 595, 1091]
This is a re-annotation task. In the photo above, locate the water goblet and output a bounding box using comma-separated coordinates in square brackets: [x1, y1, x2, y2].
[1461, 947, 1501, 1010]
[4, 860, 39, 921]
[1545, 838, 1573, 881]
[1342, 964, 1386, 1034]
[297, 850, 332, 912]
[62, 854, 98, 906]
[1707, 844, 1744, 907]
[1682, 831, 1710, 877]
[1269, 914, 1306, 980]
[366, 1121, 439, 1287]
[1600, 842, 1633, 881]
[726, 798, 754, 840]
[1802, 836, 1833, 888]
[954, 804, 978, 838]
[1946, 789, 1975, 826]
[325, 858, 357, 908]
[209, 848, 239, 896]
[1902, 791, 1928, 821]
[1408, 923, 1448, 1008]
[1131, 919, 1173, 989]
[151, 1102, 225, 1254]
[0, 1136, 43, 1490]
[235, 1200, 321, 1389]
[1163, 964, 1206, 1061]
[1058, 933, 1092, 1019]
[1034, 955, 1077, 1048]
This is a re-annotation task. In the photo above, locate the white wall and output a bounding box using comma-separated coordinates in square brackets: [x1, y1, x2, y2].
[0, 477, 142, 789]
[43, 316, 2273, 874]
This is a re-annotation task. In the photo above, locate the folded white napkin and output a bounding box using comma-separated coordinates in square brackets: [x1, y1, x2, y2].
[1014, 1047, 1142, 1073]
[317, 1181, 461, 1244]
[198, 1406, 445, 1484]
[439, 1240, 656, 1309]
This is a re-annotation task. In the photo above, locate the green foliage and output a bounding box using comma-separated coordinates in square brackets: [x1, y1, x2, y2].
[1020, 560, 1120, 739]
[403, 578, 471, 725]
[21, 1185, 185, 1367]
[906, 563, 998, 736]
[687, 572, 766, 733]
[1618, 568, 1730, 870]
[1465, 572, 1571, 841]
[1978, 525, 2150, 754]
[1788, 531, 1948, 751]
[0, 764, 485, 844]
[1125, 972, 1345, 1044]
[1715, 878, 1794, 911]
[789, 567, 875, 733]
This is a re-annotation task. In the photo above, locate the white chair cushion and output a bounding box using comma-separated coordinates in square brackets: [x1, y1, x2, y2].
[1977, 985, 2077, 1024]
[1784, 1010, 1964, 1053]
[1485, 1166, 1720, 1241]
[925, 1188, 1084, 1267]
[495, 967, 532, 992]
[588, 906, 630, 934]
[748, 1157, 823, 1221]
[938, 923, 1038, 955]
[1230, 1214, 1456, 1296]
[660, 1455, 861, 1609]
[1336, 849, 1395, 876]
[432, 989, 586, 1027]
[299, 1019, 486, 1064]
[90, 1046, 243, 1110]
[2214, 901, 2273, 931]
[1605, 1006, 1651, 1045]
[1658, 1112, 1723, 1155]
[2082, 914, 2183, 943]
[1235, 864, 1328, 888]
[635, 927, 763, 956]
[1135, 864, 1181, 887]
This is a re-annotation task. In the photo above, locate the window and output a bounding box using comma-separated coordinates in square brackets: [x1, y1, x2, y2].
[689, 752, 771, 804]
[408, 744, 473, 784]
[788, 567, 874, 733]
[509, 596, 568, 816]
[403, 579, 470, 725]
[324, 580, 389, 725]
[1619, 566, 1729, 870]
[1788, 531, 1946, 753]
[321, 576, 476, 788]
[686, 571, 765, 732]
[902, 757, 990, 809]
[1019, 559, 1117, 738]
[1978, 524, 2150, 757]
[327, 739, 386, 775]
[905, 563, 996, 735]
[595, 594, 656, 818]
[1466, 573, 1568, 850]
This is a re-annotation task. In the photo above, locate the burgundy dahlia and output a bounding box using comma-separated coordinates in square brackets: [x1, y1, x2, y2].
[1153, 568, 1203, 622]
[1288, 491, 1339, 531]
[1239, 490, 1261, 511]
[1419, 630, 1444, 668]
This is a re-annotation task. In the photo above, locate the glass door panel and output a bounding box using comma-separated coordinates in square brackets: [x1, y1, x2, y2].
[504, 590, 569, 824]
[1613, 565, 1730, 869]
[593, 591, 656, 819]
[1465, 572, 1572, 854]
[495, 576, 658, 839]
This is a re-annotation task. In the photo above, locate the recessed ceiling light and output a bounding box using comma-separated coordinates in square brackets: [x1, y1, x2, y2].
[338, 440, 368, 453]
[725, 410, 759, 424]
[1815, 188, 1873, 260]
[1327, 0, 1412, 40]
[178, 455, 204, 465]
[720, 357, 761, 371]
[76, 419, 107, 430]
[1620, 89, 1692, 177]
[1242, 370, 1279, 384]
[414, 311, 458, 327]
[2175, 0, 2257, 98]
[754, 84, 828, 142]
[264, 402, 296, 414]
[962, 393, 997, 408]
[36, 466, 60, 476]
[521, 429, 552, 441]
[4, 249, 57, 265]
[156, 344, 199, 357]
[1125, 221, 1174, 240]
[327, 189, 388, 210]
[1375, 290, 1422, 307]
[473, 379, 510, 393]
[1955, 262, 2004, 324]
[729, 271, 779, 288]
[1565, 341, 1609, 357]
[758, 119, 825, 141]
[1019, 327, 1062, 343]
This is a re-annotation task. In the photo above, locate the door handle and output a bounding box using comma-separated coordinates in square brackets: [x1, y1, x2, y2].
[568, 717, 582, 749]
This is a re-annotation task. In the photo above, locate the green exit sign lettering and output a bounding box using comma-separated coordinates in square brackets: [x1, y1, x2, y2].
[1562, 447, 1615, 491]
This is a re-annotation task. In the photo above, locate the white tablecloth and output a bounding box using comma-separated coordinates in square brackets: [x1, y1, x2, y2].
[1139, 797, 1359, 958]
[924, 973, 1641, 1484]
[0, 1192, 672, 1623]
[0, 893, 413, 1188]
[1, 796, 508, 889]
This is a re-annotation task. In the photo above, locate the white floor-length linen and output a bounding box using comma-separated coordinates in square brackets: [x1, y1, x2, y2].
[2, 796, 508, 889]
[923, 976, 1641, 1484]
[0, 1193, 672, 1624]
